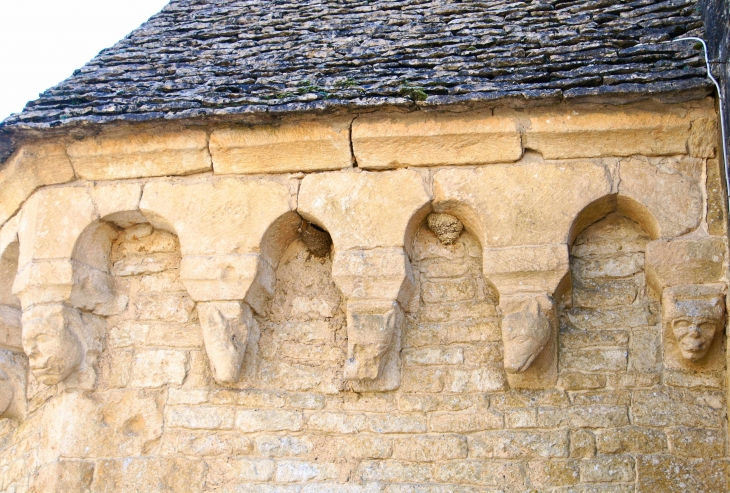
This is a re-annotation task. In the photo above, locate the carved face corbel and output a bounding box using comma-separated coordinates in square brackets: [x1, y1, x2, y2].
[21, 305, 85, 385]
[198, 301, 254, 384]
[663, 284, 725, 362]
[344, 300, 399, 381]
[501, 296, 553, 374]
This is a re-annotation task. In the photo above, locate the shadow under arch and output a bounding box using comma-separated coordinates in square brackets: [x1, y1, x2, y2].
[568, 193, 660, 249]
[244, 211, 321, 316]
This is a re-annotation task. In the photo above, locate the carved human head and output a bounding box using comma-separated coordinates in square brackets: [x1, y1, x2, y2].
[22, 305, 84, 385]
[663, 284, 725, 362]
[501, 297, 552, 374]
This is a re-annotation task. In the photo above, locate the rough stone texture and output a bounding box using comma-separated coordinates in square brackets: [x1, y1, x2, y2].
[0, 142, 75, 227]
[353, 112, 522, 169]
[210, 118, 353, 174]
[0, 94, 726, 492]
[67, 130, 212, 180]
[0, 0, 712, 131]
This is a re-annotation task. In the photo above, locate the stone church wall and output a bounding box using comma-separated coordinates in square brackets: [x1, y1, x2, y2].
[0, 99, 727, 492]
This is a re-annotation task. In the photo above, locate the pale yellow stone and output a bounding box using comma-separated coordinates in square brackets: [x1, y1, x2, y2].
[13, 259, 74, 307]
[298, 169, 430, 250]
[352, 111, 522, 169]
[90, 182, 143, 220]
[180, 254, 258, 301]
[141, 176, 291, 256]
[0, 141, 75, 227]
[210, 118, 352, 174]
[521, 107, 689, 159]
[16, 185, 97, 267]
[618, 157, 702, 238]
[688, 117, 718, 158]
[433, 161, 612, 247]
[646, 236, 727, 292]
[483, 244, 569, 295]
[332, 248, 414, 302]
[67, 129, 211, 180]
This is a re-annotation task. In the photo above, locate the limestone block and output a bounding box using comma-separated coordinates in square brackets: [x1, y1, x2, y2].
[500, 294, 557, 389]
[90, 182, 143, 220]
[13, 259, 74, 307]
[521, 108, 689, 159]
[21, 305, 88, 385]
[16, 185, 97, 268]
[662, 284, 726, 370]
[43, 390, 163, 459]
[0, 349, 27, 421]
[180, 254, 258, 302]
[0, 141, 75, 227]
[69, 263, 117, 314]
[483, 244, 569, 296]
[210, 118, 352, 174]
[129, 349, 188, 387]
[141, 177, 290, 256]
[352, 111, 522, 169]
[0, 239, 20, 307]
[298, 169, 430, 251]
[0, 304, 21, 350]
[67, 129, 211, 180]
[688, 117, 718, 158]
[198, 301, 254, 384]
[645, 236, 726, 293]
[433, 161, 611, 248]
[344, 300, 400, 381]
[332, 248, 415, 303]
[706, 158, 727, 236]
[618, 157, 702, 238]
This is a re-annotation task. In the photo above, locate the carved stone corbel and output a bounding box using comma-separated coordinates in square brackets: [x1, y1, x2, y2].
[332, 248, 414, 389]
[484, 244, 567, 389]
[21, 304, 103, 388]
[197, 301, 255, 384]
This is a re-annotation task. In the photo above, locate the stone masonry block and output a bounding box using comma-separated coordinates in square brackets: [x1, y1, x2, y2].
[618, 157, 702, 238]
[298, 169, 430, 251]
[180, 254, 259, 302]
[433, 161, 611, 248]
[483, 244, 569, 295]
[352, 111, 522, 169]
[67, 129, 211, 180]
[520, 107, 690, 159]
[0, 141, 75, 228]
[210, 117, 352, 174]
[645, 236, 726, 292]
[141, 176, 291, 257]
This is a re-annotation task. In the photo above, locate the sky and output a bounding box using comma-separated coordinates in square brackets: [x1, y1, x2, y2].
[0, 0, 170, 122]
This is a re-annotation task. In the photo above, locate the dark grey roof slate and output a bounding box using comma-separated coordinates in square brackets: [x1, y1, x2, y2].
[0, 0, 714, 132]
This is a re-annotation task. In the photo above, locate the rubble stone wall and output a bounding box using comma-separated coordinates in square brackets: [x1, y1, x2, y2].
[0, 99, 727, 492]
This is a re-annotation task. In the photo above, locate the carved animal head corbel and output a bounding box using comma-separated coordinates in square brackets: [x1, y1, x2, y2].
[343, 300, 400, 381]
[500, 295, 553, 374]
[198, 301, 254, 384]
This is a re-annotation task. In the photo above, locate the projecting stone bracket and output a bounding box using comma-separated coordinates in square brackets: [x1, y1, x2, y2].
[645, 235, 728, 370]
[198, 301, 255, 384]
[333, 248, 414, 388]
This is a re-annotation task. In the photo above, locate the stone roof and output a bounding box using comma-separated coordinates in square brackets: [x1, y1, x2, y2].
[0, 0, 713, 133]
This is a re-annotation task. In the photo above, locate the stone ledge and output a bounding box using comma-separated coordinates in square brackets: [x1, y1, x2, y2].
[352, 111, 522, 169]
[210, 118, 353, 174]
[67, 130, 212, 180]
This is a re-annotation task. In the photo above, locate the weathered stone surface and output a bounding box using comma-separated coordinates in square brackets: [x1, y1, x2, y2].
[483, 244, 569, 295]
[198, 301, 253, 384]
[433, 161, 611, 248]
[210, 118, 352, 174]
[706, 158, 728, 236]
[636, 455, 727, 493]
[67, 130, 211, 180]
[0, 141, 75, 227]
[521, 107, 690, 159]
[688, 117, 718, 158]
[645, 237, 726, 291]
[353, 111, 521, 169]
[299, 169, 429, 251]
[618, 157, 703, 238]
